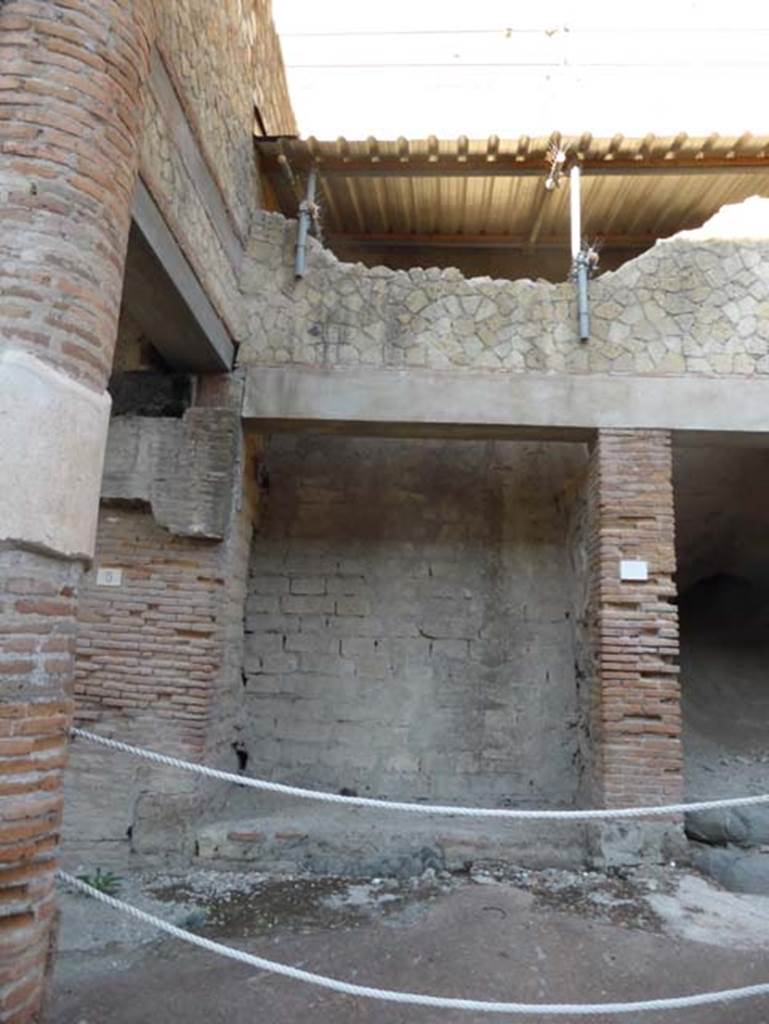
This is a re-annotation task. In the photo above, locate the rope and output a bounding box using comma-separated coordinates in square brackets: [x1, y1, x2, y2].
[71, 727, 769, 821]
[58, 871, 769, 1015]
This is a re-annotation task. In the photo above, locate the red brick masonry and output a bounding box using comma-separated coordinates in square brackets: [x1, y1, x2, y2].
[0, 701, 71, 1024]
[587, 429, 683, 808]
[0, 0, 153, 391]
[75, 508, 226, 758]
[0, 1, 154, 1018]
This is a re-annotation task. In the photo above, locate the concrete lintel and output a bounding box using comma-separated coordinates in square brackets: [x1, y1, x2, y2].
[129, 178, 234, 372]
[242, 365, 769, 442]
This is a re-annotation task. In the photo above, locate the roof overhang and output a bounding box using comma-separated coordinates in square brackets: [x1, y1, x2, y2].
[256, 133, 769, 276]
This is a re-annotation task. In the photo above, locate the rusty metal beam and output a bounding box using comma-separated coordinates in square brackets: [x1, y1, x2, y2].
[258, 152, 769, 180]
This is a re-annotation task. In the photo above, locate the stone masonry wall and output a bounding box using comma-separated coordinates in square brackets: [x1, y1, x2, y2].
[241, 435, 588, 808]
[240, 204, 769, 377]
[101, 410, 242, 540]
[139, 0, 295, 342]
[156, 0, 294, 237]
[139, 77, 245, 340]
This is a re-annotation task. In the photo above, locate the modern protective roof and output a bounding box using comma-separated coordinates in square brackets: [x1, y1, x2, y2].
[256, 133, 769, 274]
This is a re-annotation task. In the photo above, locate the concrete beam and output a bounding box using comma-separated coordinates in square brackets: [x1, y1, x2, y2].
[242, 365, 769, 443]
[127, 179, 234, 372]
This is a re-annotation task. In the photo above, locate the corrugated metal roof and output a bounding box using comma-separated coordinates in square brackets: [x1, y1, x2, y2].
[256, 133, 769, 277]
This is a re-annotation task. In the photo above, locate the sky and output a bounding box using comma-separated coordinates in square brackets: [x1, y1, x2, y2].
[273, 0, 769, 140]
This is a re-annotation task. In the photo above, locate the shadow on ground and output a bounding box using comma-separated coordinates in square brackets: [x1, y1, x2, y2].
[52, 864, 769, 1024]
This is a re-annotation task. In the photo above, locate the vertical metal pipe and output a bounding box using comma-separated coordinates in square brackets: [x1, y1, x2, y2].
[569, 163, 581, 261]
[569, 163, 590, 341]
[294, 166, 317, 279]
[577, 260, 590, 341]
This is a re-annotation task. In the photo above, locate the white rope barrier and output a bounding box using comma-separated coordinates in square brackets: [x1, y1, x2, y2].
[58, 871, 769, 1015]
[71, 727, 769, 821]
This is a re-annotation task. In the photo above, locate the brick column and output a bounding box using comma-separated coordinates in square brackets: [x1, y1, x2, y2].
[0, 3, 154, 1020]
[586, 429, 682, 810]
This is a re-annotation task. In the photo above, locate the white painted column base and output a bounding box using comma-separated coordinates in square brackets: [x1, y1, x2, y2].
[0, 349, 111, 561]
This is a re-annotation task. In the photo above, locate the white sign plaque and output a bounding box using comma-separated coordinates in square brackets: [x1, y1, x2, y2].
[96, 567, 123, 587]
[619, 559, 648, 582]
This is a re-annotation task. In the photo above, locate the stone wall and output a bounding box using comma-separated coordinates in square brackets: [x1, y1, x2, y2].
[329, 241, 645, 286]
[565, 465, 594, 807]
[240, 435, 588, 809]
[140, 0, 295, 342]
[240, 205, 769, 378]
[139, 72, 245, 340]
[102, 410, 241, 539]
[156, 0, 294, 240]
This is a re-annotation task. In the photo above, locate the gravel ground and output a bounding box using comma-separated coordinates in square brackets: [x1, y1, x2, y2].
[51, 864, 769, 1024]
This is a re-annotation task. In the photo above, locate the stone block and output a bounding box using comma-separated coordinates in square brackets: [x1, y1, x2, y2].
[131, 792, 200, 857]
[335, 596, 371, 617]
[685, 807, 769, 849]
[587, 821, 687, 869]
[290, 576, 327, 595]
[281, 594, 335, 616]
[102, 409, 241, 539]
[692, 843, 769, 894]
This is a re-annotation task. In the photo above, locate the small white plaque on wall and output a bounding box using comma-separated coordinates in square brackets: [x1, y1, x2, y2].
[619, 559, 648, 582]
[96, 567, 123, 587]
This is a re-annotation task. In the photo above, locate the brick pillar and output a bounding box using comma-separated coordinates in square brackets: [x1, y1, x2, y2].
[0, 3, 154, 1019]
[586, 429, 682, 810]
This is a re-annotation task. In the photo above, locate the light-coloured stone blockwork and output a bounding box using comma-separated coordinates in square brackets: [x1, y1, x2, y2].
[241, 435, 588, 809]
[139, 80, 245, 340]
[239, 206, 769, 379]
[139, 2, 296, 343]
[156, 0, 294, 237]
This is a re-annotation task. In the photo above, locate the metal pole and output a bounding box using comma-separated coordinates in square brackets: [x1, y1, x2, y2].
[294, 166, 317, 279]
[569, 163, 590, 341]
[577, 258, 590, 341]
[569, 163, 581, 262]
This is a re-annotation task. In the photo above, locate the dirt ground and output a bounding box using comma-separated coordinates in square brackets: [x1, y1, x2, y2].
[51, 864, 769, 1024]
